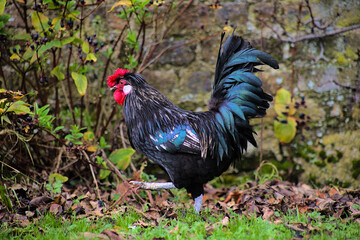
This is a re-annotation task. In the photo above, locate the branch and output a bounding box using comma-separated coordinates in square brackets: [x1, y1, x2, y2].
[260, 16, 360, 43]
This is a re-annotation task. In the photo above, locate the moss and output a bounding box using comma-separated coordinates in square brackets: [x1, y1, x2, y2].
[352, 160, 360, 179]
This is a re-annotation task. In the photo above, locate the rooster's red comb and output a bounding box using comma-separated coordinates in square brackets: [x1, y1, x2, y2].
[107, 68, 130, 88]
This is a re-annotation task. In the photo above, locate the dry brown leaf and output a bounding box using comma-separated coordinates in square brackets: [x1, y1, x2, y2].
[221, 216, 229, 226]
[29, 196, 53, 207]
[102, 229, 125, 240]
[49, 203, 63, 215]
[262, 207, 274, 221]
[82, 232, 109, 240]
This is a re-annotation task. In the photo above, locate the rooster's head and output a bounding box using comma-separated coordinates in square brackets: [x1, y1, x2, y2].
[107, 68, 131, 105]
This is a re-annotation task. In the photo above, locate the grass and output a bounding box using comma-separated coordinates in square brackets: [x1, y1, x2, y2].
[1, 206, 360, 240]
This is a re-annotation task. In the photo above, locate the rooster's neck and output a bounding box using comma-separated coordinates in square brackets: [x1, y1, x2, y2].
[123, 85, 186, 140]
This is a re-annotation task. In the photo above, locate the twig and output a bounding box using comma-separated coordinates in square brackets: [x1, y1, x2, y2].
[94, 24, 128, 136]
[138, 31, 221, 73]
[82, 150, 102, 202]
[138, 0, 193, 72]
[100, 149, 145, 203]
[305, 0, 333, 30]
[54, 147, 65, 173]
[261, 18, 360, 43]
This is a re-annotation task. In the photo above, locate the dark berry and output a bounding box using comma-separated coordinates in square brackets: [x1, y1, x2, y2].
[299, 113, 305, 119]
[79, 54, 83, 59]
[49, 28, 53, 32]
[305, 126, 310, 130]
[95, 47, 99, 52]
[93, 33, 96, 37]
[61, 23, 65, 28]
[69, 142, 73, 147]
[26, 116, 32, 122]
[78, 48, 82, 53]
[285, 105, 289, 109]
[29, 106, 34, 111]
[45, 77, 48, 83]
[100, 42, 104, 48]
[40, 78, 44, 83]
[80, 0, 85, 4]
[13, 47, 17, 53]
[280, 120, 288, 124]
[15, 127, 20, 132]
[93, 40, 98, 46]
[34, 33, 39, 40]
[200, 24, 204, 30]
[48, 20, 52, 26]
[31, 44, 35, 50]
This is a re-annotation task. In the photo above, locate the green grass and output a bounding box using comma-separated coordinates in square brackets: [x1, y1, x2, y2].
[1, 207, 360, 240]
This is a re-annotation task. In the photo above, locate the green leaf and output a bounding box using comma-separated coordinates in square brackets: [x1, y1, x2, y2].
[99, 169, 111, 180]
[6, 101, 31, 114]
[0, 0, 5, 16]
[51, 66, 65, 81]
[71, 72, 87, 96]
[85, 53, 97, 62]
[48, 173, 68, 184]
[13, 34, 31, 40]
[22, 46, 35, 60]
[54, 126, 64, 132]
[61, 36, 75, 45]
[109, 148, 135, 170]
[274, 117, 297, 143]
[0, 185, 13, 210]
[31, 12, 49, 32]
[82, 41, 89, 54]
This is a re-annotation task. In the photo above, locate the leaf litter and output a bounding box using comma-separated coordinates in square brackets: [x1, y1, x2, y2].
[1, 179, 360, 237]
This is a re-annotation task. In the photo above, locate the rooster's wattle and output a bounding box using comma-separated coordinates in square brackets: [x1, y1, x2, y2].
[107, 33, 278, 212]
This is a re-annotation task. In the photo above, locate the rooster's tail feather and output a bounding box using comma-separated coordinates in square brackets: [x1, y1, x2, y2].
[209, 33, 278, 162]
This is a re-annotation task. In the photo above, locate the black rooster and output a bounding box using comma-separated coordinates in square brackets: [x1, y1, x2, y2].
[107, 33, 278, 212]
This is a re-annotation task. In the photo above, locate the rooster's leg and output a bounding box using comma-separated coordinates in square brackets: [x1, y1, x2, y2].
[130, 181, 176, 190]
[194, 194, 203, 213]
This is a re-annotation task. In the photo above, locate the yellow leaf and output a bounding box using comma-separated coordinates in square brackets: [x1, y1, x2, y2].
[83, 131, 94, 142]
[82, 41, 89, 54]
[274, 116, 297, 143]
[71, 72, 87, 96]
[16, 0, 24, 3]
[223, 25, 234, 33]
[31, 12, 49, 32]
[10, 54, 20, 60]
[0, 0, 6, 15]
[274, 88, 296, 117]
[85, 53, 97, 62]
[87, 145, 97, 152]
[108, 0, 132, 13]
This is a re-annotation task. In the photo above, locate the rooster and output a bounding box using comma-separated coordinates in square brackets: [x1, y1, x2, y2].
[107, 33, 278, 212]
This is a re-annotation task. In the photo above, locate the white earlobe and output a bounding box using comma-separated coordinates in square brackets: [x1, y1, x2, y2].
[123, 85, 132, 95]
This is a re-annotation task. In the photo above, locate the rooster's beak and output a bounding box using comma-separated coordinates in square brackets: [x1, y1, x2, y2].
[110, 86, 117, 91]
